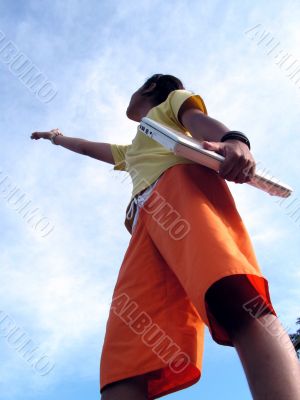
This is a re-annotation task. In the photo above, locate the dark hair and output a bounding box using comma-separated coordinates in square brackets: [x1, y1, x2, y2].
[141, 74, 185, 106]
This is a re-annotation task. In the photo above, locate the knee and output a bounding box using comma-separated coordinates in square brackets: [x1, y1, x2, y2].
[205, 275, 270, 338]
[101, 374, 148, 400]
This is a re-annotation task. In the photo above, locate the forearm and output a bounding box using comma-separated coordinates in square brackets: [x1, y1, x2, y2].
[52, 135, 114, 164]
[181, 109, 231, 142]
[180, 107, 256, 183]
[196, 115, 230, 142]
[52, 135, 88, 154]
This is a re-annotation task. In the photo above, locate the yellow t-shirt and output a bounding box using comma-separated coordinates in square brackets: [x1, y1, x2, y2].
[110, 89, 207, 200]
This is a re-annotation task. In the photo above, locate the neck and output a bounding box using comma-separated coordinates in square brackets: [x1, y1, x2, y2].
[138, 99, 155, 120]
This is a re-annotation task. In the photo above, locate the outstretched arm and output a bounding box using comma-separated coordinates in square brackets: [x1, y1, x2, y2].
[31, 130, 114, 165]
[55, 136, 114, 164]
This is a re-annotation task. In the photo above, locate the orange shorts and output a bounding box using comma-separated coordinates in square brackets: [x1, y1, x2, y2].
[100, 163, 276, 399]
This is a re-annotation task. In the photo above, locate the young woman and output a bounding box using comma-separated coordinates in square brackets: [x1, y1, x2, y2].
[31, 74, 300, 399]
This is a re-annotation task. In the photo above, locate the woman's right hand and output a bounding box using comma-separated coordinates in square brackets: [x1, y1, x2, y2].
[30, 129, 60, 141]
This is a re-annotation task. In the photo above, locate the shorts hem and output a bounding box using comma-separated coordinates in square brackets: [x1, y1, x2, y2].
[100, 362, 201, 399]
[204, 272, 276, 346]
[100, 363, 164, 392]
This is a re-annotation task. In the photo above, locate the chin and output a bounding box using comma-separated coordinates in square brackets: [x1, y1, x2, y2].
[126, 108, 139, 122]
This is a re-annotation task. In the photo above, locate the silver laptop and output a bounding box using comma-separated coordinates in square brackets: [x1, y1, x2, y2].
[139, 117, 293, 198]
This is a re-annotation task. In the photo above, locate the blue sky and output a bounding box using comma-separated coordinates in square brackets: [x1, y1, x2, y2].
[0, 0, 300, 399]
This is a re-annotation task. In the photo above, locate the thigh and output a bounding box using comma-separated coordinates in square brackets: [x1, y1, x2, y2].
[204, 274, 276, 340]
[140, 163, 276, 345]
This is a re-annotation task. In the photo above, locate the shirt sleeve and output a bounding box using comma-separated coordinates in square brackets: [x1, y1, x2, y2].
[168, 89, 208, 127]
[110, 143, 131, 171]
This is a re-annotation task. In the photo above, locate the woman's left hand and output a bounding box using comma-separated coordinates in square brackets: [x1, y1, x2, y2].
[202, 140, 256, 183]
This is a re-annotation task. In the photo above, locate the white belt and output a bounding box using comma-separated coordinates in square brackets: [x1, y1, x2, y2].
[126, 177, 161, 232]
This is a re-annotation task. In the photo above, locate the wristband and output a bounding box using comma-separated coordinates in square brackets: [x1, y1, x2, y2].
[221, 131, 251, 150]
[50, 131, 63, 145]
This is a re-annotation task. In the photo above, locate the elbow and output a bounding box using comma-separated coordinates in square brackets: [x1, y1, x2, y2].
[181, 109, 207, 141]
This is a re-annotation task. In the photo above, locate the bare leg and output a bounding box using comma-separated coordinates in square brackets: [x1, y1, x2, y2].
[205, 276, 300, 399]
[101, 374, 148, 400]
[231, 314, 300, 400]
